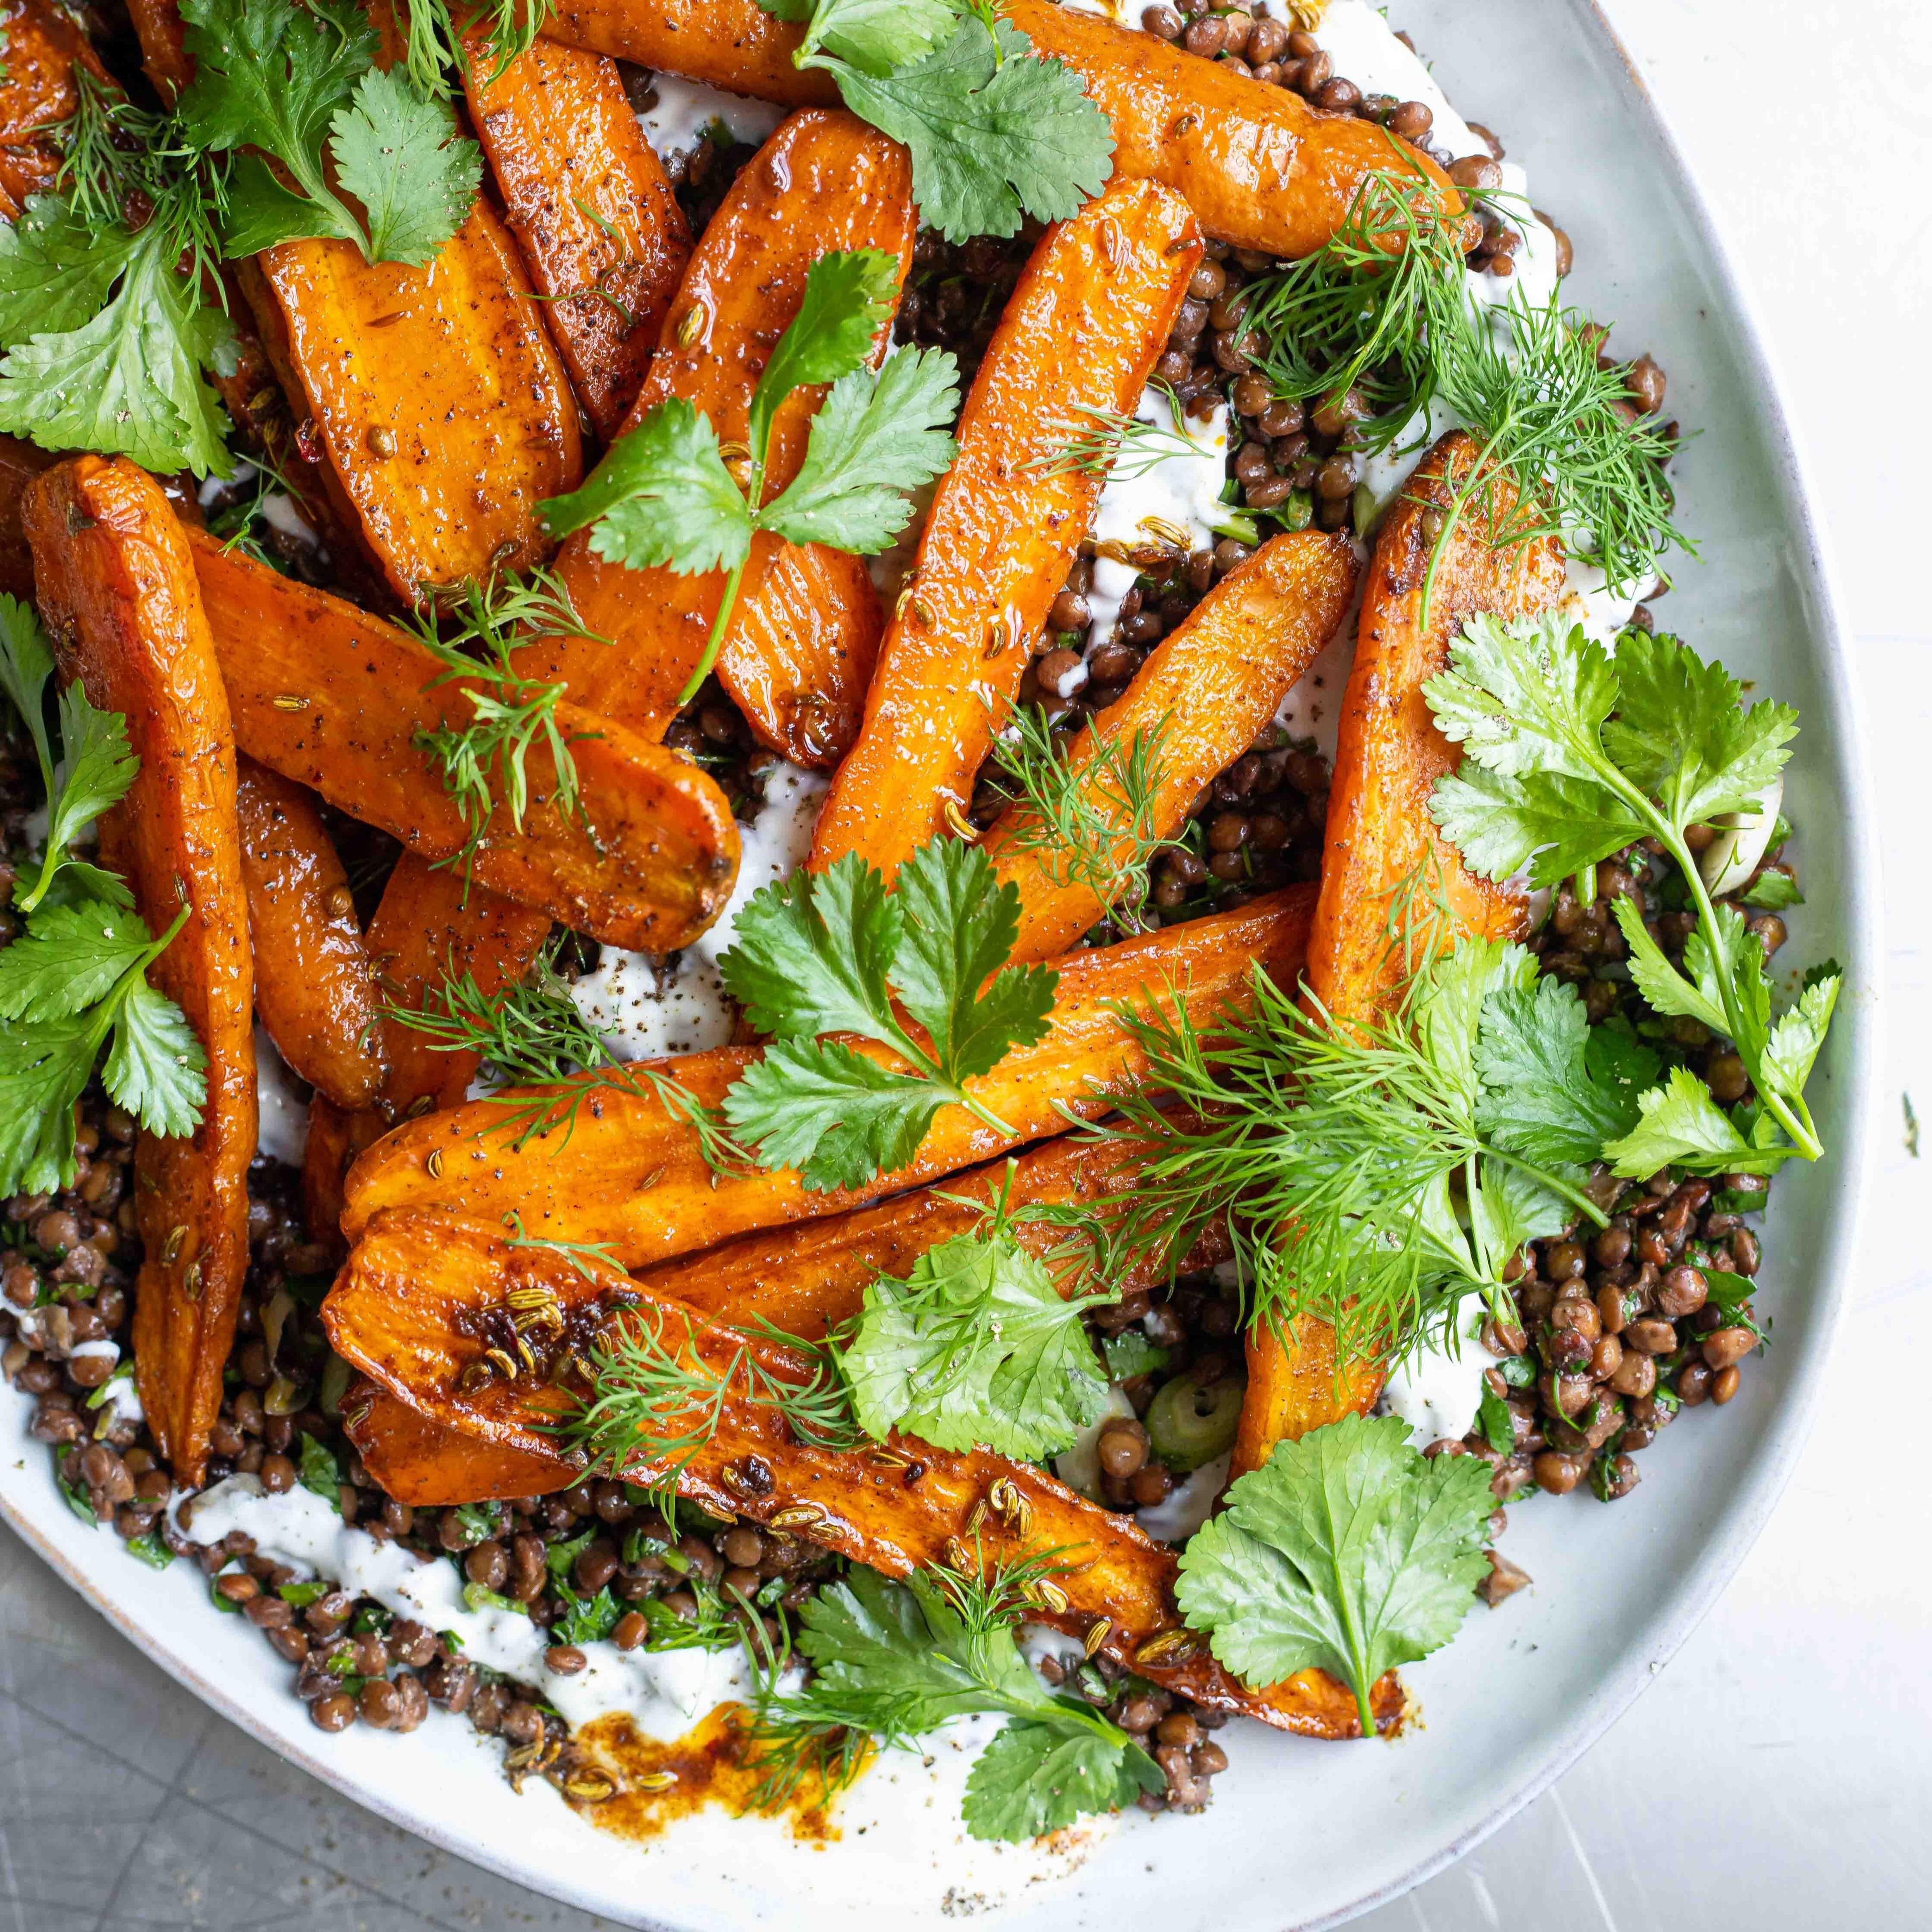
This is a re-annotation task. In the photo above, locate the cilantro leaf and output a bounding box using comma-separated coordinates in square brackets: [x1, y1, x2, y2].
[1757, 971, 1839, 1103]
[752, 1564, 1158, 1841]
[717, 839, 1057, 1189]
[1175, 1413, 1494, 1736]
[329, 68, 482, 267]
[841, 1229, 1112, 1459]
[1474, 976, 1655, 1166]
[551, 1583, 624, 1645]
[1741, 869, 1802, 911]
[761, 345, 960, 555]
[1427, 759, 1645, 890]
[298, 1431, 342, 1504]
[1476, 1385, 1516, 1458]
[104, 977, 209, 1139]
[0, 1010, 99, 1197]
[1600, 1064, 1774, 1178]
[822, 16, 1114, 243]
[1102, 1330, 1169, 1380]
[45, 684, 138, 875]
[0, 899, 154, 1022]
[0, 595, 56, 801]
[747, 248, 902, 459]
[539, 396, 753, 573]
[760, 0, 958, 74]
[0, 197, 235, 478]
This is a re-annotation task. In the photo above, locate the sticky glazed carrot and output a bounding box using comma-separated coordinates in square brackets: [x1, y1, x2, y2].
[324, 1206, 1397, 1737]
[346, 1382, 577, 1503]
[22, 457, 257, 1488]
[1233, 432, 1567, 1478]
[340, 884, 1315, 1265]
[234, 757, 386, 1110]
[537, 0, 1466, 260]
[520, 109, 908, 766]
[0, 434, 53, 597]
[186, 531, 742, 953]
[986, 529, 1360, 964]
[461, 30, 692, 440]
[812, 179, 1201, 880]
[0, 0, 112, 207]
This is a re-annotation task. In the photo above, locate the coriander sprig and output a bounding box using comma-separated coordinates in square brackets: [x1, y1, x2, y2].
[747, 1556, 1162, 1838]
[715, 834, 1059, 1191]
[384, 937, 743, 1166]
[988, 699, 1173, 930]
[540, 249, 959, 705]
[1426, 612, 1831, 1169]
[404, 569, 605, 881]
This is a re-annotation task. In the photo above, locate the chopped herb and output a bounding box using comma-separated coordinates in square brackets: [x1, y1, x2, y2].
[296, 1432, 342, 1506]
[1101, 1331, 1170, 1381]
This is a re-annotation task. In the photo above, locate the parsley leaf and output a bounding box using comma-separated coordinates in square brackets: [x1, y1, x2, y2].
[0, 899, 156, 1023]
[540, 249, 957, 704]
[1176, 1413, 1494, 1737]
[0, 195, 236, 479]
[179, 0, 478, 266]
[809, 14, 1114, 243]
[840, 1227, 1113, 1459]
[102, 978, 208, 1141]
[718, 838, 1057, 1190]
[297, 1432, 342, 1505]
[1741, 868, 1802, 911]
[750, 1562, 1160, 1840]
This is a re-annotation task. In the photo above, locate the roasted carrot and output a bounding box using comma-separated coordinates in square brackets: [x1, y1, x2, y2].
[186, 530, 741, 953]
[0, 434, 52, 597]
[234, 758, 386, 1110]
[461, 30, 691, 440]
[812, 179, 1200, 880]
[1233, 433, 1566, 1477]
[520, 109, 906, 765]
[0, 0, 110, 208]
[537, 0, 1466, 260]
[648, 1134, 1228, 1342]
[346, 1381, 576, 1503]
[340, 883, 1316, 1263]
[22, 457, 256, 1487]
[325, 1206, 1397, 1737]
[986, 530, 1358, 963]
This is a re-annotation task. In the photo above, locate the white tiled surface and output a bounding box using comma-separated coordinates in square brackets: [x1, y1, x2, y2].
[3, 2, 1927, 1925]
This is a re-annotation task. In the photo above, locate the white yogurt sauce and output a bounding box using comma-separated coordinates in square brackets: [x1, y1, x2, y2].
[636, 74, 783, 162]
[1084, 389, 1232, 651]
[570, 763, 827, 1063]
[253, 1027, 310, 1167]
[181, 1476, 757, 1736]
[1381, 1310, 1491, 1446]
[1136, 1451, 1229, 1543]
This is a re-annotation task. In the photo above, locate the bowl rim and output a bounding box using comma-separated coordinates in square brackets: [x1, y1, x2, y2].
[0, 2, 1886, 1925]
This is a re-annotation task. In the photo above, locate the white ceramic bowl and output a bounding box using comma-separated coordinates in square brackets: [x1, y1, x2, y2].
[0, 1, 1882, 1924]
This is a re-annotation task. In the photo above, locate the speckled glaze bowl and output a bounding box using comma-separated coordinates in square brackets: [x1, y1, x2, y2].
[0, 0, 1881, 1924]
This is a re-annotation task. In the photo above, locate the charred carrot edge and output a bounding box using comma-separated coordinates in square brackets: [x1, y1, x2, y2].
[185, 530, 742, 954]
[235, 757, 388, 1110]
[340, 883, 1317, 1264]
[324, 1206, 1397, 1737]
[23, 457, 257, 1487]
[522, 109, 909, 765]
[811, 179, 1201, 882]
[0, 0, 111, 206]
[461, 29, 692, 441]
[986, 529, 1360, 965]
[537, 0, 1466, 259]
[1233, 433, 1567, 1476]
[0, 433, 52, 597]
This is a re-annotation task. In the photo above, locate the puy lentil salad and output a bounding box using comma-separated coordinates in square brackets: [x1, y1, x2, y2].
[0, 0, 1842, 1865]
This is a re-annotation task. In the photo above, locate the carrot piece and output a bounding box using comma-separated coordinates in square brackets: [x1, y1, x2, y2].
[649, 1134, 1228, 1342]
[521, 109, 907, 765]
[185, 530, 741, 953]
[1233, 433, 1566, 1477]
[0, 433, 53, 597]
[324, 1205, 1397, 1737]
[986, 530, 1359, 964]
[234, 757, 386, 1109]
[340, 882, 1316, 1263]
[537, 0, 1465, 260]
[812, 179, 1200, 880]
[22, 457, 256, 1487]
[345, 1381, 576, 1503]
[460, 30, 691, 440]
[0, 0, 110, 208]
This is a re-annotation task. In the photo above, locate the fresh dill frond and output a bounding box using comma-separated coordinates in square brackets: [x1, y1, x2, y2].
[500, 1210, 622, 1280]
[387, 0, 554, 99]
[405, 568, 606, 882]
[565, 1301, 861, 1522]
[988, 700, 1173, 931]
[1025, 380, 1206, 481]
[383, 936, 744, 1166]
[1089, 943, 1613, 1372]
